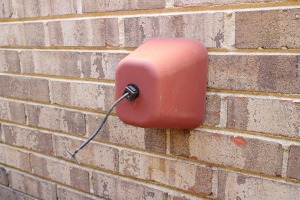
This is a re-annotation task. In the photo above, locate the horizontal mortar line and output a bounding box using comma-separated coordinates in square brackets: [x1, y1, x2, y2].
[0, 47, 132, 53]
[0, 71, 116, 84]
[0, 184, 43, 199]
[209, 49, 300, 55]
[0, 1, 299, 23]
[0, 46, 135, 51]
[207, 89, 300, 101]
[1, 120, 300, 186]
[1, 46, 300, 54]
[198, 126, 300, 145]
[1, 138, 300, 191]
[0, 144, 215, 200]
[0, 72, 115, 85]
[0, 95, 113, 116]
[1, 72, 299, 100]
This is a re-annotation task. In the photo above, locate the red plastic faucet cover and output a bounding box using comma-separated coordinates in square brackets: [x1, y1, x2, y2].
[115, 38, 208, 129]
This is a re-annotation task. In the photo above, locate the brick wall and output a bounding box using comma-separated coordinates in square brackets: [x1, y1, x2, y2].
[0, 0, 299, 199]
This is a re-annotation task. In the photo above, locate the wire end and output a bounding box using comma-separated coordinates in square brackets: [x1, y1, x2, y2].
[66, 150, 81, 165]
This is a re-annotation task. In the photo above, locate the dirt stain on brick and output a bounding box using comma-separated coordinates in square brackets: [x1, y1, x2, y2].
[214, 30, 224, 48]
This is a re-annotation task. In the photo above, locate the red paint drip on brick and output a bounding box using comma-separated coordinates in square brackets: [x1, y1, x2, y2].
[231, 136, 247, 147]
[212, 133, 221, 137]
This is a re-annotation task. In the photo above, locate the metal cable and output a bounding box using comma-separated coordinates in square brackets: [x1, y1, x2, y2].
[67, 92, 129, 164]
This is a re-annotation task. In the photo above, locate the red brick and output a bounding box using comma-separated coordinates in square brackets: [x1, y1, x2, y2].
[0, 75, 50, 102]
[92, 171, 168, 200]
[0, 50, 20, 73]
[82, 0, 165, 12]
[120, 150, 212, 195]
[218, 170, 300, 200]
[0, 99, 26, 123]
[0, 185, 35, 200]
[9, 170, 56, 200]
[57, 186, 99, 200]
[0, 145, 31, 172]
[26, 104, 86, 135]
[30, 153, 90, 192]
[287, 145, 300, 180]
[170, 130, 284, 176]
[208, 54, 300, 94]
[124, 13, 225, 48]
[48, 18, 119, 47]
[236, 8, 300, 49]
[0, 167, 8, 186]
[2, 124, 53, 154]
[54, 134, 119, 171]
[50, 81, 114, 111]
[227, 96, 300, 138]
[86, 114, 167, 153]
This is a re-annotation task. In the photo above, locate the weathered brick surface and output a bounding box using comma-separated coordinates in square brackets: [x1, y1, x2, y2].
[236, 8, 300, 49]
[1, 0, 77, 18]
[287, 145, 300, 180]
[50, 81, 114, 111]
[218, 170, 300, 200]
[20, 50, 127, 80]
[0, 167, 9, 186]
[0, 23, 45, 46]
[0, 0, 13, 18]
[30, 153, 90, 192]
[203, 94, 221, 126]
[9, 170, 57, 200]
[0, 145, 31, 172]
[227, 97, 300, 137]
[124, 13, 225, 48]
[1, 0, 300, 199]
[0, 99, 26, 123]
[170, 130, 283, 176]
[0, 75, 50, 102]
[20, 51, 82, 77]
[208, 54, 300, 94]
[172, 0, 285, 7]
[2, 124, 53, 154]
[120, 150, 213, 195]
[82, 0, 165, 12]
[92, 171, 168, 200]
[57, 186, 101, 200]
[86, 114, 167, 153]
[0, 50, 21, 72]
[26, 104, 86, 135]
[48, 19, 119, 47]
[0, 185, 36, 200]
[54, 134, 119, 171]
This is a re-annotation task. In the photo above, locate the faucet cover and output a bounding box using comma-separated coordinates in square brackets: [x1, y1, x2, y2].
[115, 38, 208, 129]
